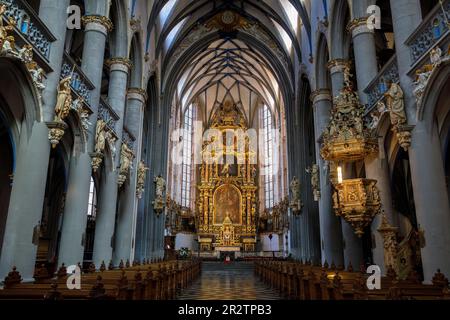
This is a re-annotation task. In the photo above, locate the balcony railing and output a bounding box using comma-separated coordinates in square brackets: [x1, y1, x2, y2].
[60, 52, 94, 110]
[406, 0, 450, 68]
[98, 97, 119, 136]
[1, 0, 55, 61]
[364, 55, 400, 110]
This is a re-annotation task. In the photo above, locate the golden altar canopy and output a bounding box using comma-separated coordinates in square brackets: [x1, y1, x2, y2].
[196, 101, 257, 252]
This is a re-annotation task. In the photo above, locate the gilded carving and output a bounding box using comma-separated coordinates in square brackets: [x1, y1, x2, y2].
[289, 176, 303, 214]
[153, 175, 166, 214]
[136, 161, 149, 199]
[118, 143, 134, 187]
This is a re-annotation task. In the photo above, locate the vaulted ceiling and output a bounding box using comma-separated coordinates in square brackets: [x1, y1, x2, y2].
[144, 0, 311, 126]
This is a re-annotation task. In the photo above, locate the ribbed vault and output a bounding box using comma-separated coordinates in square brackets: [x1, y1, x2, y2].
[143, 0, 310, 124]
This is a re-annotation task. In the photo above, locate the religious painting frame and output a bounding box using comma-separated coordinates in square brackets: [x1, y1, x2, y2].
[213, 184, 242, 225]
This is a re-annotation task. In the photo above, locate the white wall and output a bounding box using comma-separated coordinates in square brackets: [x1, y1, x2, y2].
[261, 233, 280, 251]
[175, 233, 196, 250]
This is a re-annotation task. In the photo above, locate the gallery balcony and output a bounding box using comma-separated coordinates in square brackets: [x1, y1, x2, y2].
[364, 55, 400, 112]
[405, 0, 450, 75]
[1, 0, 55, 71]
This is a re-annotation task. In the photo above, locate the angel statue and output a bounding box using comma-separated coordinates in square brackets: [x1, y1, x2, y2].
[54, 76, 72, 122]
[0, 35, 16, 56]
[384, 83, 407, 128]
[94, 119, 107, 153]
[29, 65, 46, 91]
[17, 44, 33, 65]
[430, 47, 443, 67]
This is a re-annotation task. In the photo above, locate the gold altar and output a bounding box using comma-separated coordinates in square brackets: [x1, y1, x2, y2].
[196, 101, 257, 252]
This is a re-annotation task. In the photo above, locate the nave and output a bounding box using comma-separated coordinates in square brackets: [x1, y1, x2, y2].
[177, 262, 280, 300]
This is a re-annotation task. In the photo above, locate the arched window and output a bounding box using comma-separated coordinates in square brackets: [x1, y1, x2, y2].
[181, 104, 196, 208]
[261, 105, 275, 209]
[87, 177, 97, 218]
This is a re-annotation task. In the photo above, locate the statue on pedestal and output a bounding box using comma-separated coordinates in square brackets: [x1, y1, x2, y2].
[136, 161, 149, 199]
[385, 83, 407, 128]
[153, 175, 166, 214]
[289, 176, 303, 214]
[306, 164, 321, 201]
[94, 120, 107, 153]
[119, 143, 133, 174]
[54, 76, 73, 122]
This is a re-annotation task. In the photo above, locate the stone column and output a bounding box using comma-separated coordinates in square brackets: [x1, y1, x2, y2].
[341, 221, 364, 268]
[390, 0, 450, 282]
[347, 17, 380, 268]
[365, 152, 395, 273]
[327, 59, 348, 98]
[0, 122, 51, 281]
[409, 120, 450, 282]
[389, 0, 422, 122]
[57, 16, 113, 268]
[93, 58, 131, 268]
[114, 88, 146, 264]
[348, 18, 378, 105]
[38, 0, 71, 122]
[136, 89, 170, 261]
[311, 89, 344, 266]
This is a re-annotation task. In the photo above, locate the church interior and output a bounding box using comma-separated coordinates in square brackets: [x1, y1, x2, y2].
[0, 0, 449, 301]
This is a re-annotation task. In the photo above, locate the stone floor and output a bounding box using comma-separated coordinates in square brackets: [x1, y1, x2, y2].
[177, 262, 281, 300]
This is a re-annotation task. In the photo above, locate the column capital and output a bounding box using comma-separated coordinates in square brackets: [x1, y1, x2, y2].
[82, 15, 114, 35]
[310, 89, 332, 104]
[347, 17, 374, 37]
[127, 88, 148, 104]
[327, 59, 350, 75]
[107, 57, 133, 73]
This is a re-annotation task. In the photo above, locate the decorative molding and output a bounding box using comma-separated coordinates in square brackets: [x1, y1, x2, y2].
[46, 121, 68, 148]
[127, 87, 148, 103]
[310, 89, 332, 104]
[347, 17, 374, 37]
[82, 15, 113, 35]
[327, 59, 349, 75]
[106, 57, 132, 73]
